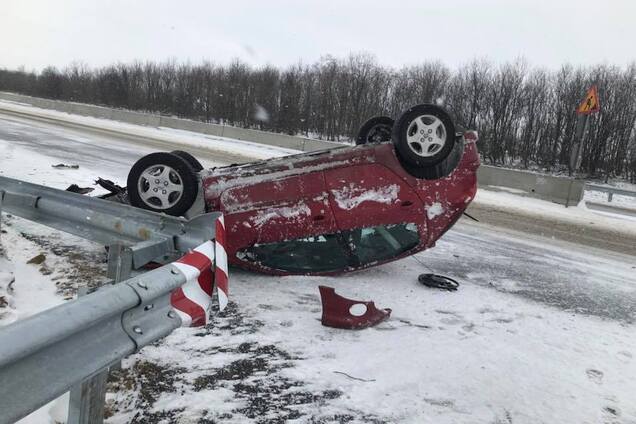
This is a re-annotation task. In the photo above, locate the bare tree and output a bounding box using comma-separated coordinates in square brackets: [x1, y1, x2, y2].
[1, 55, 635, 180]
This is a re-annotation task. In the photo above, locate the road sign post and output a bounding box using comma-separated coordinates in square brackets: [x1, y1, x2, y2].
[569, 86, 600, 175]
[569, 115, 589, 174]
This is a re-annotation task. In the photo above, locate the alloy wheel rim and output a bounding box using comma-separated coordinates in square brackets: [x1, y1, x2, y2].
[138, 165, 184, 209]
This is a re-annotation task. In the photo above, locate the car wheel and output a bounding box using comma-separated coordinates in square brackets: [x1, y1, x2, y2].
[171, 150, 204, 172]
[127, 152, 199, 216]
[356, 116, 394, 145]
[397, 138, 464, 180]
[392, 104, 456, 167]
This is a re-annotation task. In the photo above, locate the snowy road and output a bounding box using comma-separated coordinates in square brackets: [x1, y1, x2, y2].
[1, 113, 635, 423]
[0, 111, 224, 180]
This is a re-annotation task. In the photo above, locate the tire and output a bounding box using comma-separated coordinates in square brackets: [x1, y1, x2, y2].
[127, 152, 199, 216]
[171, 150, 204, 172]
[396, 138, 464, 180]
[391, 104, 456, 167]
[356, 116, 394, 145]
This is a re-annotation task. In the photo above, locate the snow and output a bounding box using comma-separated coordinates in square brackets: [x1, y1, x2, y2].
[208, 159, 354, 202]
[485, 185, 528, 195]
[103, 231, 636, 423]
[253, 104, 270, 122]
[0, 136, 121, 191]
[475, 188, 636, 235]
[332, 183, 400, 210]
[251, 202, 312, 227]
[426, 202, 445, 219]
[17, 394, 69, 424]
[0, 217, 69, 326]
[0, 217, 83, 424]
[1, 108, 636, 423]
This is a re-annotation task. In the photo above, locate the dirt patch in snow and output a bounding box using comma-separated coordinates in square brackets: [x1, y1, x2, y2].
[107, 361, 188, 423]
[17, 230, 107, 297]
[105, 303, 387, 424]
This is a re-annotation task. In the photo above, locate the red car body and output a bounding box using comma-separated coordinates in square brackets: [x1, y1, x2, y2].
[201, 139, 479, 275]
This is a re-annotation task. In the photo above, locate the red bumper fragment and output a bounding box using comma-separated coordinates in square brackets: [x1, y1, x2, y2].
[319, 286, 391, 329]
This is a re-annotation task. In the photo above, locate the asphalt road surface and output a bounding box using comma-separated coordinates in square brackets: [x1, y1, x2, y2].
[0, 110, 243, 175]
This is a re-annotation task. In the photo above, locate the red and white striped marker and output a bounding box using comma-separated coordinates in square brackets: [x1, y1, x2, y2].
[214, 215, 229, 311]
[170, 241, 215, 327]
[170, 214, 230, 326]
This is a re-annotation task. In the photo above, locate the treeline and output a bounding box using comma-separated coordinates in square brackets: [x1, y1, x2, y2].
[1, 55, 635, 182]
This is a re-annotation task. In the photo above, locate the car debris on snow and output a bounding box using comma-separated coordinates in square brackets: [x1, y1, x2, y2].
[51, 163, 79, 169]
[65, 184, 94, 194]
[418, 273, 460, 291]
[319, 285, 391, 329]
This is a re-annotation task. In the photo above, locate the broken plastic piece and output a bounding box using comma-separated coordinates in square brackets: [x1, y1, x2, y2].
[95, 178, 128, 203]
[95, 178, 125, 195]
[319, 286, 391, 329]
[65, 184, 94, 195]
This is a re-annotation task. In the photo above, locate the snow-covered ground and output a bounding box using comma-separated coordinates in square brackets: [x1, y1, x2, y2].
[1, 111, 636, 423]
[476, 189, 636, 230]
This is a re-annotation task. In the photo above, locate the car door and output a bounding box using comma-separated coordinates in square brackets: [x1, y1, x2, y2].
[220, 170, 337, 249]
[324, 163, 427, 268]
[325, 163, 425, 230]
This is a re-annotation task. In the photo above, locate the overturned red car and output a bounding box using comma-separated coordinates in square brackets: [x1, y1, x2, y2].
[124, 104, 480, 275]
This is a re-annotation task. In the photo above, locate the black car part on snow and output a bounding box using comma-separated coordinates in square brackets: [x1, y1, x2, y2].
[418, 274, 460, 291]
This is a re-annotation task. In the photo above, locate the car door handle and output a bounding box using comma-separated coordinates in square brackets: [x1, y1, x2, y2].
[313, 214, 325, 221]
[400, 200, 413, 207]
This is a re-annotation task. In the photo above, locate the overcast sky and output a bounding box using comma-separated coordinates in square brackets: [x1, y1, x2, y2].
[2, 0, 635, 72]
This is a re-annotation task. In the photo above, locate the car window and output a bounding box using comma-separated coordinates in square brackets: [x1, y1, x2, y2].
[238, 223, 419, 272]
[350, 223, 420, 265]
[238, 234, 351, 273]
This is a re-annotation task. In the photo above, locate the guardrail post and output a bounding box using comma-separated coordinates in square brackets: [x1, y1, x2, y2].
[106, 243, 134, 283]
[67, 244, 132, 424]
[608, 192, 613, 202]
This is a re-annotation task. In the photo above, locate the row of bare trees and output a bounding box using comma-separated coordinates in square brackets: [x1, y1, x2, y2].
[1, 55, 635, 182]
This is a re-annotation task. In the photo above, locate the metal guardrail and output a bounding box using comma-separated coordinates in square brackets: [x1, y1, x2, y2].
[0, 177, 221, 423]
[0, 175, 216, 267]
[585, 183, 636, 202]
[0, 262, 186, 423]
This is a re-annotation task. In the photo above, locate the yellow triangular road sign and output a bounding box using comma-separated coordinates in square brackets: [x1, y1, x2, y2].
[577, 85, 600, 115]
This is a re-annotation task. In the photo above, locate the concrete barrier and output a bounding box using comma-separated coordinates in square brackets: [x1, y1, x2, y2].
[158, 116, 223, 136]
[0, 91, 584, 205]
[478, 165, 584, 206]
